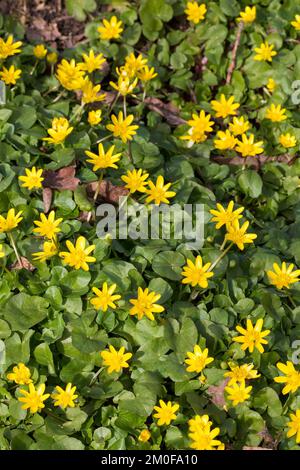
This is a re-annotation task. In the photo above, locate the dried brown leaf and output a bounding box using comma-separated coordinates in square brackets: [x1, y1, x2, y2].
[43, 166, 80, 191]
[144, 97, 186, 126]
[87, 180, 129, 204]
[207, 378, 229, 408]
[42, 188, 53, 213]
[9, 257, 35, 272]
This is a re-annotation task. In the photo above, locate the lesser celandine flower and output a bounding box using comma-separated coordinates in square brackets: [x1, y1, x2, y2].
[145, 176, 176, 205]
[184, 2, 207, 24]
[279, 133, 297, 148]
[225, 220, 257, 250]
[47, 51, 58, 64]
[130, 287, 164, 321]
[254, 42, 277, 62]
[98, 16, 123, 40]
[137, 66, 157, 82]
[52, 383, 78, 409]
[0, 65, 21, 85]
[43, 117, 73, 145]
[88, 109, 102, 126]
[287, 410, 300, 444]
[138, 429, 151, 443]
[266, 78, 276, 93]
[225, 382, 252, 406]
[185, 345, 214, 373]
[18, 383, 50, 414]
[233, 319, 270, 353]
[59, 236, 95, 271]
[0, 35, 22, 59]
[32, 240, 58, 262]
[124, 53, 147, 78]
[90, 282, 121, 312]
[7, 363, 32, 385]
[224, 363, 260, 386]
[33, 44, 47, 59]
[0, 244, 5, 258]
[110, 76, 138, 96]
[0, 208, 23, 233]
[267, 262, 300, 289]
[291, 15, 300, 31]
[121, 168, 149, 193]
[238, 6, 256, 23]
[210, 201, 244, 230]
[211, 94, 240, 118]
[106, 111, 139, 143]
[56, 59, 85, 91]
[19, 167, 44, 190]
[181, 256, 214, 288]
[153, 400, 179, 426]
[235, 133, 264, 157]
[188, 415, 212, 433]
[265, 104, 287, 122]
[187, 110, 214, 135]
[78, 49, 105, 73]
[181, 126, 208, 146]
[274, 362, 300, 395]
[214, 130, 237, 150]
[85, 143, 121, 171]
[80, 78, 106, 104]
[229, 116, 250, 136]
[189, 419, 222, 450]
[33, 211, 63, 240]
[100, 345, 132, 374]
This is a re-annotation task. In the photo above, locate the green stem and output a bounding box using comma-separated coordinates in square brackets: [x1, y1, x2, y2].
[208, 242, 233, 272]
[30, 60, 38, 76]
[95, 134, 111, 145]
[282, 393, 292, 414]
[8, 232, 22, 267]
[87, 172, 104, 222]
[70, 102, 85, 123]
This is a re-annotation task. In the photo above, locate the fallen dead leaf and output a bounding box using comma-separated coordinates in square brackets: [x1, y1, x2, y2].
[211, 154, 295, 169]
[9, 257, 35, 272]
[43, 187, 53, 213]
[207, 378, 229, 408]
[87, 180, 129, 204]
[43, 166, 80, 191]
[144, 97, 186, 126]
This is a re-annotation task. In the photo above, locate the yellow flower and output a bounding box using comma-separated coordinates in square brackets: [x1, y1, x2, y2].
[266, 78, 276, 93]
[101, 345, 132, 373]
[43, 117, 73, 145]
[130, 287, 164, 321]
[189, 428, 222, 450]
[0, 35, 22, 59]
[106, 111, 139, 143]
[32, 240, 58, 262]
[0, 244, 5, 259]
[85, 143, 121, 171]
[98, 16, 123, 40]
[181, 256, 214, 288]
[138, 429, 151, 442]
[188, 415, 212, 433]
[291, 15, 300, 31]
[18, 383, 50, 414]
[51, 383, 78, 409]
[185, 345, 214, 373]
[80, 78, 106, 104]
[237, 6, 256, 24]
[211, 94, 240, 118]
[180, 127, 208, 147]
[137, 66, 158, 82]
[265, 104, 287, 122]
[225, 382, 252, 406]
[210, 201, 244, 230]
[145, 175, 176, 205]
[224, 363, 260, 386]
[88, 110, 102, 126]
[214, 130, 237, 150]
[0, 208, 23, 233]
[153, 400, 179, 426]
[226, 220, 257, 250]
[59, 236, 96, 271]
[90, 282, 121, 312]
[185, 2, 207, 24]
[19, 167, 44, 190]
[235, 133, 264, 157]
[47, 52, 58, 64]
[274, 362, 300, 395]
[229, 116, 250, 136]
[33, 211, 63, 240]
[33, 44, 47, 59]
[0, 65, 21, 85]
[233, 318, 270, 354]
[121, 168, 149, 193]
[188, 110, 214, 134]
[267, 262, 300, 289]
[254, 42, 277, 62]
[7, 363, 32, 385]
[78, 49, 105, 73]
[56, 59, 85, 91]
[124, 53, 148, 78]
[279, 133, 297, 148]
[110, 76, 138, 96]
[287, 410, 300, 444]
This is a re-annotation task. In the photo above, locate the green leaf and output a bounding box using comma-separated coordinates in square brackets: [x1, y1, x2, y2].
[3, 293, 49, 331]
[34, 343, 55, 374]
[152, 251, 185, 281]
[238, 170, 263, 198]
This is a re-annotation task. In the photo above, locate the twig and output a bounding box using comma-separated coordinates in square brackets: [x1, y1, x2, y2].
[226, 21, 244, 85]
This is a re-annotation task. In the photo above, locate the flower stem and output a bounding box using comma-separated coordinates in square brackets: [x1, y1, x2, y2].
[87, 172, 104, 223]
[95, 134, 111, 145]
[123, 95, 127, 118]
[8, 232, 23, 267]
[30, 60, 38, 76]
[208, 242, 233, 272]
[70, 102, 85, 123]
